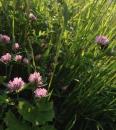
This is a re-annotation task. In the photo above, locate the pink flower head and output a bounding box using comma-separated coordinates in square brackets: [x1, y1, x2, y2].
[8, 77, 25, 92]
[23, 58, 29, 64]
[34, 88, 48, 98]
[28, 72, 43, 85]
[12, 43, 20, 51]
[96, 35, 109, 46]
[15, 55, 22, 62]
[29, 13, 37, 21]
[0, 53, 12, 64]
[0, 34, 10, 43]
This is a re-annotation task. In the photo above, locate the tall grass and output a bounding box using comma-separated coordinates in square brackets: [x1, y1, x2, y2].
[0, 0, 116, 130]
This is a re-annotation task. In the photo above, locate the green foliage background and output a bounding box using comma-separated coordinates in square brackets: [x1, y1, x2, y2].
[0, 0, 116, 130]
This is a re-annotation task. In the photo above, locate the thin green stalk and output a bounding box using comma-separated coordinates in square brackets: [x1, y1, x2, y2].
[12, 0, 15, 42]
[29, 41, 37, 71]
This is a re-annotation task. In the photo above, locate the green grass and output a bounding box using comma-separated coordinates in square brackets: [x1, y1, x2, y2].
[0, 0, 116, 130]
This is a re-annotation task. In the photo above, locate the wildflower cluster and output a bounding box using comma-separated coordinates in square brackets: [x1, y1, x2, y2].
[8, 77, 25, 92]
[7, 71, 47, 98]
[0, 35, 28, 64]
[0, 12, 47, 98]
[96, 35, 109, 46]
[0, 34, 10, 43]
